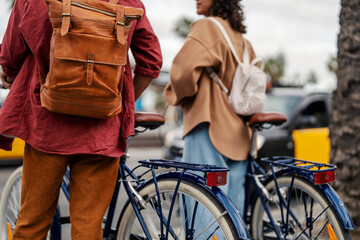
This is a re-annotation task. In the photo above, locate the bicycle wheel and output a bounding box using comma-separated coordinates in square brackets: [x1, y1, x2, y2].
[251, 175, 351, 240]
[0, 166, 23, 240]
[0, 166, 59, 240]
[116, 177, 239, 240]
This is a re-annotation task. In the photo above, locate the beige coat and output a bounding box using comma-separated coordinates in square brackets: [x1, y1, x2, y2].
[164, 17, 256, 161]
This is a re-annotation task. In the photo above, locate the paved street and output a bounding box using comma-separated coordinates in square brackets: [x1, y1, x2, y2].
[0, 146, 165, 239]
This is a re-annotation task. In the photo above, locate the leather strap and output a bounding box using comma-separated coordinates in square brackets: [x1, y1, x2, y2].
[86, 53, 95, 86]
[115, 5, 125, 45]
[61, 0, 71, 36]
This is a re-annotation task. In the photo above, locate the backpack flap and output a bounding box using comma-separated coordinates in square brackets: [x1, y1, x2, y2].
[54, 32, 127, 67]
[47, 0, 144, 43]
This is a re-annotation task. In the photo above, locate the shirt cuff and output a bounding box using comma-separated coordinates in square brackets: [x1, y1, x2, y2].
[134, 65, 161, 79]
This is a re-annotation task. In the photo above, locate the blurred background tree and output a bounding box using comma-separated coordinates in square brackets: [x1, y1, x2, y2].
[174, 16, 193, 39]
[263, 53, 285, 86]
[327, 55, 338, 75]
[330, 0, 360, 237]
[305, 70, 318, 85]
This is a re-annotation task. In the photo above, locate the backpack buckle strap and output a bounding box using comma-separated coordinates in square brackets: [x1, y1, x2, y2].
[61, 0, 71, 36]
[115, 5, 125, 45]
[85, 53, 95, 86]
[205, 67, 229, 94]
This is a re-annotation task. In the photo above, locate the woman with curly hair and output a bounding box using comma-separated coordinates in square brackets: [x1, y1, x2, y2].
[164, 0, 258, 216]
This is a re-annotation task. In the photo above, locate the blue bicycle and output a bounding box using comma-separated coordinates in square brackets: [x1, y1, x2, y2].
[244, 112, 354, 239]
[0, 112, 355, 239]
[0, 112, 251, 240]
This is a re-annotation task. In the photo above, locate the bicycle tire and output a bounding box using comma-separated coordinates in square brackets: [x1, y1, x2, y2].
[0, 166, 23, 240]
[0, 166, 60, 240]
[250, 175, 351, 240]
[116, 177, 239, 240]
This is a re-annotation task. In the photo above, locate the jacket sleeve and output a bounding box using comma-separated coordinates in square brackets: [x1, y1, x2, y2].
[131, 9, 162, 79]
[0, 0, 29, 78]
[164, 35, 214, 106]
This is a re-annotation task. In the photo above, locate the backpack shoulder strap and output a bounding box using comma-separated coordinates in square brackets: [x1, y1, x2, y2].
[208, 17, 249, 64]
[242, 38, 250, 64]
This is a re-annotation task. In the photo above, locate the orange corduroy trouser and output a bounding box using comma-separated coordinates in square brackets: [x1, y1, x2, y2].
[13, 143, 120, 240]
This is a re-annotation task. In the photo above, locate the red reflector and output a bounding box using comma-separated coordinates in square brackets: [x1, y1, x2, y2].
[206, 172, 227, 186]
[314, 171, 335, 185]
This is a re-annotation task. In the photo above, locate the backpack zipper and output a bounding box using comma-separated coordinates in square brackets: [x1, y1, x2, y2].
[70, 1, 140, 19]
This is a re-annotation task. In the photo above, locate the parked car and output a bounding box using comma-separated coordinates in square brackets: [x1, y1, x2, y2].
[257, 87, 331, 163]
[0, 89, 24, 165]
[164, 87, 332, 164]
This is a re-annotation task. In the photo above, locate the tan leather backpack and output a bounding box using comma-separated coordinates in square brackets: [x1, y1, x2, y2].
[41, 0, 143, 119]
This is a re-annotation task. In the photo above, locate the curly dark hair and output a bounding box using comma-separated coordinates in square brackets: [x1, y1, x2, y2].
[209, 0, 246, 33]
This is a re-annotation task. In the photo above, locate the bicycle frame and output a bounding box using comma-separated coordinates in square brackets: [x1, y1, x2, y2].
[243, 153, 355, 239]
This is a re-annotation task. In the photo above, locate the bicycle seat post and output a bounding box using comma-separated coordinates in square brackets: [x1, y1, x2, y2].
[250, 129, 258, 159]
[248, 112, 288, 159]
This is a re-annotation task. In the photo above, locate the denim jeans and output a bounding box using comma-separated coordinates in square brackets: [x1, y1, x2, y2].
[183, 122, 248, 216]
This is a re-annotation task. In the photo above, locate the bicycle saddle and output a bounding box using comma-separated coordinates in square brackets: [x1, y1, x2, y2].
[134, 112, 165, 130]
[249, 112, 287, 130]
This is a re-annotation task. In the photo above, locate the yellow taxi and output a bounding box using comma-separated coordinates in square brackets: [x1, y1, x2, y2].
[0, 138, 24, 162]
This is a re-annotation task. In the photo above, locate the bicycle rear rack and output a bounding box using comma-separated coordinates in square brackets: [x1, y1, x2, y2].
[139, 159, 229, 172]
[261, 156, 337, 184]
[261, 156, 336, 171]
[139, 159, 229, 187]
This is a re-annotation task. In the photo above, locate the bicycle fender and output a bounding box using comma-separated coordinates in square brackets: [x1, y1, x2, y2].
[154, 171, 252, 240]
[318, 184, 355, 230]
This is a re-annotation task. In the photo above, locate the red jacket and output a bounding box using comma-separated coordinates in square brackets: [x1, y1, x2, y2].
[0, 0, 162, 157]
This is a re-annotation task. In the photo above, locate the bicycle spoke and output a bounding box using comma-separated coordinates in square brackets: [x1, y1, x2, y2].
[8, 194, 19, 220]
[313, 219, 330, 240]
[193, 211, 227, 240]
[6, 216, 15, 228]
[117, 178, 238, 240]
[129, 233, 147, 240]
[205, 226, 220, 240]
[251, 176, 349, 240]
[194, 204, 208, 231]
[179, 194, 197, 239]
[297, 191, 335, 238]
[274, 187, 308, 238]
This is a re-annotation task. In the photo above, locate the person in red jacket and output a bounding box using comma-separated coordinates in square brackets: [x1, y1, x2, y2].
[0, 0, 162, 238]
